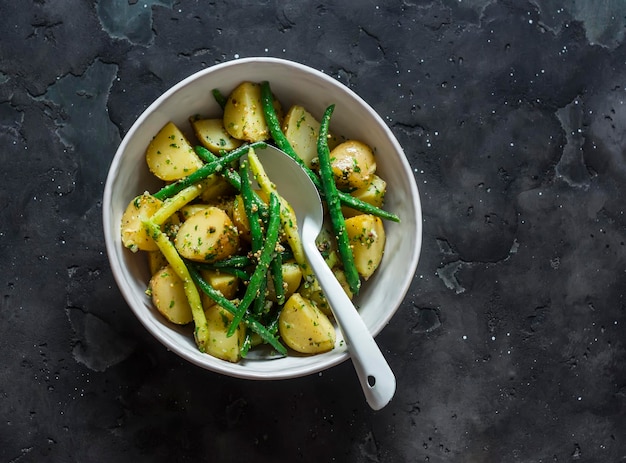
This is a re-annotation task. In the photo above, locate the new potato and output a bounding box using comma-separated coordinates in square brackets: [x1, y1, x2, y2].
[174, 206, 239, 262]
[145, 122, 203, 181]
[329, 140, 376, 189]
[149, 265, 193, 325]
[191, 117, 242, 153]
[278, 293, 336, 354]
[121, 194, 163, 252]
[341, 175, 387, 218]
[345, 214, 386, 280]
[223, 81, 282, 142]
[203, 302, 246, 363]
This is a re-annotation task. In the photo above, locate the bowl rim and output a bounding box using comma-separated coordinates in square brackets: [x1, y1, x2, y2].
[103, 56, 423, 380]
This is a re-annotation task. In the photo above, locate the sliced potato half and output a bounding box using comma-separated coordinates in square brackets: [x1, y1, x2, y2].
[345, 214, 386, 280]
[149, 265, 193, 325]
[146, 122, 203, 181]
[279, 293, 336, 354]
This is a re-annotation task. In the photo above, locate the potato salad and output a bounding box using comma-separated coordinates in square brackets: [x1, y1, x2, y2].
[120, 81, 399, 362]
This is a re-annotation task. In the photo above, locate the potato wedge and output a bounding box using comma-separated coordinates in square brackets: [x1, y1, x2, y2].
[282, 105, 321, 168]
[149, 265, 193, 325]
[174, 207, 239, 262]
[223, 81, 282, 142]
[191, 117, 242, 153]
[231, 194, 251, 242]
[198, 175, 236, 203]
[283, 105, 340, 167]
[147, 250, 168, 275]
[341, 175, 387, 218]
[203, 302, 246, 363]
[332, 267, 354, 300]
[209, 195, 236, 220]
[200, 269, 239, 300]
[278, 293, 336, 354]
[345, 214, 386, 280]
[298, 266, 354, 316]
[267, 261, 303, 303]
[121, 193, 163, 252]
[329, 140, 377, 189]
[145, 122, 203, 181]
[179, 203, 210, 221]
[298, 277, 330, 316]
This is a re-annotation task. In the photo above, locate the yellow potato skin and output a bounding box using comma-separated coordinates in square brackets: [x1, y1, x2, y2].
[147, 250, 168, 275]
[278, 293, 336, 354]
[191, 117, 242, 153]
[345, 214, 386, 280]
[223, 82, 282, 142]
[341, 175, 387, 218]
[121, 194, 163, 252]
[266, 261, 303, 303]
[149, 265, 193, 325]
[329, 140, 377, 189]
[174, 207, 240, 263]
[145, 122, 203, 181]
[282, 105, 341, 168]
[200, 269, 239, 300]
[203, 302, 245, 363]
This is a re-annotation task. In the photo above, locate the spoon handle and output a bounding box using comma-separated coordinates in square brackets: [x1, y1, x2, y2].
[303, 240, 396, 410]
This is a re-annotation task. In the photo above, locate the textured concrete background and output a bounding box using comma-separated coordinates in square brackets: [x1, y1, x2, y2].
[1, 1, 625, 462]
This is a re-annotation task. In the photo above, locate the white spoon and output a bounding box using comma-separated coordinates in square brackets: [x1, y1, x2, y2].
[253, 145, 396, 410]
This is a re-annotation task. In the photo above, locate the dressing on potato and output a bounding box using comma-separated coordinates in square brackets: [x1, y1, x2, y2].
[191, 117, 242, 153]
[121, 194, 163, 252]
[203, 301, 246, 362]
[174, 206, 239, 262]
[278, 293, 336, 354]
[146, 122, 203, 181]
[149, 265, 193, 325]
[223, 81, 282, 142]
[329, 140, 377, 189]
[344, 214, 386, 280]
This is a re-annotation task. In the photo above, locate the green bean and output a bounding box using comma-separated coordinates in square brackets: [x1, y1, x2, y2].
[248, 148, 309, 275]
[193, 265, 250, 280]
[270, 251, 285, 305]
[194, 145, 242, 190]
[153, 142, 266, 200]
[239, 160, 264, 251]
[240, 333, 253, 358]
[212, 88, 227, 109]
[190, 255, 251, 279]
[150, 184, 203, 226]
[337, 191, 399, 222]
[188, 264, 287, 355]
[260, 80, 320, 183]
[260, 80, 399, 222]
[240, 159, 269, 316]
[227, 192, 282, 336]
[266, 310, 281, 336]
[195, 145, 271, 220]
[194, 254, 251, 269]
[317, 104, 361, 295]
[194, 251, 292, 272]
[251, 277, 268, 316]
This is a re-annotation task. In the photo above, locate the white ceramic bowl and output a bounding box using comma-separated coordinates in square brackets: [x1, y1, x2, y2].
[103, 57, 422, 380]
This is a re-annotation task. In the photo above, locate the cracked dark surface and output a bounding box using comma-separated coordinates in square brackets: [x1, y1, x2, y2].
[1, 1, 625, 462]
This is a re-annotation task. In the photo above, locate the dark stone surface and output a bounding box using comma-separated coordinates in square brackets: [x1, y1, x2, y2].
[1, 1, 625, 461]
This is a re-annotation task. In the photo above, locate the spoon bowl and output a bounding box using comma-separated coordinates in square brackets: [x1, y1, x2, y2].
[253, 145, 396, 410]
